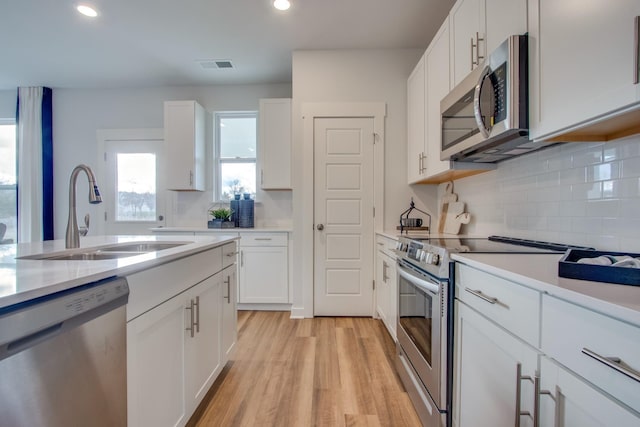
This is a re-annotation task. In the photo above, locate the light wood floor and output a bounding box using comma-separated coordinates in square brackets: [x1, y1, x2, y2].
[192, 311, 422, 426]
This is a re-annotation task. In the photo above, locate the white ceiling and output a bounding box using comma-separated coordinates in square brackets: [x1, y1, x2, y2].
[0, 0, 455, 90]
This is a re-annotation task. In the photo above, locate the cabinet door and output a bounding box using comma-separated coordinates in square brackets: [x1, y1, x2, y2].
[531, 0, 640, 139]
[539, 356, 640, 427]
[407, 54, 426, 184]
[450, 0, 484, 87]
[239, 246, 288, 303]
[185, 275, 222, 411]
[127, 295, 188, 427]
[221, 265, 238, 362]
[484, 0, 527, 55]
[454, 301, 537, 427]
[165, 100, 205, 191]
[375, 250, 390, 326]
[425, 19, 451, 178]
[259, 98, 292, 190]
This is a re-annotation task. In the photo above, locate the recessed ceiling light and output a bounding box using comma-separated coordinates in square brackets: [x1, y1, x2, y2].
[76, 4, 98, 17]
[273, 0, 290, 11]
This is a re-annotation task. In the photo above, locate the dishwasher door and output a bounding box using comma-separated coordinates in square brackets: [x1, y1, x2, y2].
[0, 276, 129, 427]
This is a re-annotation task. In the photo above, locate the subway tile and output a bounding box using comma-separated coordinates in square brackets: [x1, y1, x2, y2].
[536, 171, 560, 188]
[585, 234, 620, 251]
[618, 236, 640, 252]
[571, 145, 603, 168]
[559, 200, 587, 217]
[586, 162, 620, 182]
[621, 156, 640, 178]
[571, 182, 602, 200]
[546, 216, 571, 232]
[586, 199, 619, 218]
[570, 217, 602, 234]
[619, 198, 640, 218]
[560, 168, 586, 185]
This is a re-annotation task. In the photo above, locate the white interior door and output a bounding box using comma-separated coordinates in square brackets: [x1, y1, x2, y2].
[98, 129, 166, 235]
[314, 117, 375, 316]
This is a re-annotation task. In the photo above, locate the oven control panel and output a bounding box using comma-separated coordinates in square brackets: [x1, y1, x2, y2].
[396, 240, 440, 266]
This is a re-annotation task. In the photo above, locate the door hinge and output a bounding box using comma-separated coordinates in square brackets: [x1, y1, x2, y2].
[103, 152, 107, 161]
[373, 207, 375, 218]
[104, 211, 107, 221]
[373, 280, 376, 290]
[373, 133, 377, 144]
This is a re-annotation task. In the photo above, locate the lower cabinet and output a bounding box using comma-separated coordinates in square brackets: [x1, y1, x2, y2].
[453, 301, 537, 427]
[221, 264, 237, 360]
[539, 356, 640, 427]
[239, 233, 288, 304]
[375, 236, 397, 340]
[127, 244, 238, 427]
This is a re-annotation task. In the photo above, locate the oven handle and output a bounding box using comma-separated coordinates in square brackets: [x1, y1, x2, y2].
[397, 265, 440, 295]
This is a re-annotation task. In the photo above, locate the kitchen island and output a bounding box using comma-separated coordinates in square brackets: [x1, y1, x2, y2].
[0, 234, 239, 427]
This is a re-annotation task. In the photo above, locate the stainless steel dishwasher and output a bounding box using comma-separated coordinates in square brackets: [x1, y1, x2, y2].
[0, 276, 129, 426]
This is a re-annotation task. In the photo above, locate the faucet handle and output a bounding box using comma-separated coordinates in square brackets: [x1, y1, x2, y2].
[79, 214, 90, 236]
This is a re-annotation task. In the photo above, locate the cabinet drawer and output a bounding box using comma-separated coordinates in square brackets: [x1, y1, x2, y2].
[455, 263, 540, 347]
[222, 241, 238, 268]
[239, 233, 287, 247]
[542, 295, 640, 412]
[376, 234, 398, 258]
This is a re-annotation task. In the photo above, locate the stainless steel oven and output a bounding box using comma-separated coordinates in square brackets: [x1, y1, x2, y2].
[396, 258, 451, 427]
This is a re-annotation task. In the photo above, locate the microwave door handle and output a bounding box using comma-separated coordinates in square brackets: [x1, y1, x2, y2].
[473, 65, 491, 139]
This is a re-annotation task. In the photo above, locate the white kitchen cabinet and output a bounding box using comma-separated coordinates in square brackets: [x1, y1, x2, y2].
[239, 232, 288, 304]
[127, 288, 189, 427]
[449, 0, 527, 87]
[453, 300, 538, 427]
[164, 100, 206, 191]
[258, 98, 292, 190]
[407, 53, 426, 184]
[539, 356, 640, 427]
[407, 19, 494, 184]
[529, 0, 640, 141]
[221, 264, 237, 361]
[184, 275, 222, 411]
[375, 235, 397, 340]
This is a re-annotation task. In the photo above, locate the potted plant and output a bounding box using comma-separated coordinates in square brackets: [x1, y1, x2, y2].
[208, 207, 234, 228]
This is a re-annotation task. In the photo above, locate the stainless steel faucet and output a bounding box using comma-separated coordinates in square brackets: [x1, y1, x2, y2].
[65, 164, 102, 249]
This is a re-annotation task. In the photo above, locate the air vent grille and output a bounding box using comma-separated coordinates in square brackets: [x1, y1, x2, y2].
[197, 59, 234, 70]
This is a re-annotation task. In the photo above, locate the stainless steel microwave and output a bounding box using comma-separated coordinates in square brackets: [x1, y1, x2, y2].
[440, 35, 555, 163]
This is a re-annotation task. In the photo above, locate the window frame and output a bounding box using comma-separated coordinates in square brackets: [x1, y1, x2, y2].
[0, 119, 17, 243]
[214, 111, 258, 202]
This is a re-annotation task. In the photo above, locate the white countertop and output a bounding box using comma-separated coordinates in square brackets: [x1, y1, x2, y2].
[151, 226, 292, 233]
[452, 253, 640, 326]
[0, 234, 238, 310]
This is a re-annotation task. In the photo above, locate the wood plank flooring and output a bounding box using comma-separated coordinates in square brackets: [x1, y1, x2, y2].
[192, 311, 421, 426]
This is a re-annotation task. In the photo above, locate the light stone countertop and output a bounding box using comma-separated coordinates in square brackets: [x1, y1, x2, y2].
[0, 234, 238, 310]
[452, 253, 640, 326]
[151, 226, 292, 233]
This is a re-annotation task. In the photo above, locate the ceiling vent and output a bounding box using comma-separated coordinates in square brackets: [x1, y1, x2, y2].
[197, 60, 234, 70]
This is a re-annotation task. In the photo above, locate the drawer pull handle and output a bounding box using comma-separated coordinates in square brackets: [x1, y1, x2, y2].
[254, 238, 273, 241]
[465, 287, 499, 304]
[537, 380, 562, 427]
[582, 348, 640, 383]
[515, 363, 534, 427]
[226, 251, 239, 257]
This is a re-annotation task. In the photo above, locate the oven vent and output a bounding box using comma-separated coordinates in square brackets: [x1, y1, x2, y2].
[197, 60, 234, 70]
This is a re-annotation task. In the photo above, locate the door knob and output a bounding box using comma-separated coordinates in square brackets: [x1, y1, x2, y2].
[317, 224, 324, 231]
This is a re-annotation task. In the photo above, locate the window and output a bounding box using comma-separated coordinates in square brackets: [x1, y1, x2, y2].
[115, 153, 156, 221]
[215, 112, 257, 201]
[0, 121, 16, 243]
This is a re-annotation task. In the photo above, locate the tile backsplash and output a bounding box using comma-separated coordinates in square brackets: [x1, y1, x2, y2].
[451, 134, 640, 252]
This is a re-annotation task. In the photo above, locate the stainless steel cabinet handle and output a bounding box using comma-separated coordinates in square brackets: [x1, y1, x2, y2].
[582, 347, 640, 383]
[382, 261, 388, 282]
[634, 16, 639, 84]
[515, 363, 534, 427]
[470, 37, 475, 70]
[464, 287, 499, 304]
[240, 250, 244, 267]
[224, 276, 231, 304]
[226, 251, 239, 257]
[185, 299, 195, 338]
[475, 32, 484, 63]
[538, 379, 561, 427]
[254, 238, 272, 241]
[194, 296, 200, 333]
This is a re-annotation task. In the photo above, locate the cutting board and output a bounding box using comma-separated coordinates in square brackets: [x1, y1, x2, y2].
[437, 182, 457, 233]
[443, 202, 470, 234]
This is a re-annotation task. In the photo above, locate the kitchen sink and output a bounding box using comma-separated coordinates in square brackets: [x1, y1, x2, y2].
[18, 241, 193, 261]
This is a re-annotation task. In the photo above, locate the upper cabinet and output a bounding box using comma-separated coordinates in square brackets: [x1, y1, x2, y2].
[450, 0, 527, 87]
[258, 98, 292, 190]
[164, 100, 206, 191]
[407, 19, 495, 185]
[529, 0, 640, 142]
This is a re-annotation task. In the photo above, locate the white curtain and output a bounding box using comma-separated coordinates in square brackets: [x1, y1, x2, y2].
[17, 87, 44, 243]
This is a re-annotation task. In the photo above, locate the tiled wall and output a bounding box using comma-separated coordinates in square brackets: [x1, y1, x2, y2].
[451, 134, 640, 252]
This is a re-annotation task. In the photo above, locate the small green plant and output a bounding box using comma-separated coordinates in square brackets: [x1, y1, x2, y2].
[209, 207, 233, 220]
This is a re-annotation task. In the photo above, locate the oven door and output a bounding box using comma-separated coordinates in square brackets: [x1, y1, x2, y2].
[396, 259, 445, 409]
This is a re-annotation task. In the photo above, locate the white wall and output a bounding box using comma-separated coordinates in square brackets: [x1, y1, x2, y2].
[291, 49, 439, 317]
[0, 90, 16, 118]
[52, 83, 292, 237]
[442, 135, 640, 252]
